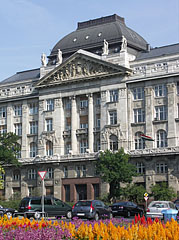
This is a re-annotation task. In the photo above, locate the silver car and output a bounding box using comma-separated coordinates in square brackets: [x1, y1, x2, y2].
[146, 201, 177, 219]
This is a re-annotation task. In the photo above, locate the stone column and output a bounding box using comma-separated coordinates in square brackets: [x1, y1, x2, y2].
[21, 168, 28, 198]
[7, 104, 13, 132]
[71, 97, 77, 154]
[100, 91, 108, 150]
[88, 94, 94, 152]
[53, 98, 64, 155]
[21, 100, 29, 158]
[145, 87, 154, 148]
[167, 83, 176, 146]
[38, 100, 45, 156]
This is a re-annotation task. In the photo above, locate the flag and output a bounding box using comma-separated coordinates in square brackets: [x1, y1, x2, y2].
[140, 134, 154, 141]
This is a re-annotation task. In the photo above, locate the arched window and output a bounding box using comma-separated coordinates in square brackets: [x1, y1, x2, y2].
[109, 135, 118, 151]
[28, 169, 36, 180]
[135, 132, 145, 149]
[46, 141, 53, 156]
[157, 130, 167, 148]
[30, 142, 37, 157]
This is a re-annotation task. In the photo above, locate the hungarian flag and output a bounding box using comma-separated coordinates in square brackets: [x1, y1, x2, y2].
[140, 134, 154, 141]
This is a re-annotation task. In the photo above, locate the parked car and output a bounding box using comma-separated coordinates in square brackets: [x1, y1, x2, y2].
[18, 196, 72, 219]
[72, 200, 112, 221]
[146, 201, 177, 219]
[0, 205, 17, 218]
[111, 201, 144, 218]
[174, 199, 179, 210]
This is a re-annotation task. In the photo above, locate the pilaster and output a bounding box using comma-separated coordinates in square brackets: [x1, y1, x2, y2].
[88, 94, 94, 152]
[21, 100, 29, 158]
[71, 97, 77, 154]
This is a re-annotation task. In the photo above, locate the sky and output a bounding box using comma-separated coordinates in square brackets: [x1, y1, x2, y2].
[0, 0, 179, 81]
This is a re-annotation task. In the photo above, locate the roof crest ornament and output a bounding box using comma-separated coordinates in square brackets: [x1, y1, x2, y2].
[102, 39, 109, 56]
[41, 53, 47, 67]
[56, 49, 63, 65]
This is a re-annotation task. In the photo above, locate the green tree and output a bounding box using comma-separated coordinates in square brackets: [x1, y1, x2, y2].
[96, 148, 137, 201]
[151, 182, 176, 201]
[121, 184, 146, 203]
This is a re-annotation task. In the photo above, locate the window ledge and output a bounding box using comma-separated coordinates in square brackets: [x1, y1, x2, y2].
[152, 120, 168, 124]
[175, 118, 179, 122]
[27, 134, 38, 137]
[131, 122, 145, 126]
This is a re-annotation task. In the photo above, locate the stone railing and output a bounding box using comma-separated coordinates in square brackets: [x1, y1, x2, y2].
[128, 146, 179, 156]
[0, 86, 37, 99]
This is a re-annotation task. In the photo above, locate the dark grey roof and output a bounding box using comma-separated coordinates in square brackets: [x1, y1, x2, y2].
[50, 14, 148, 56]
[1, 68, 40, 85]
[136, 43, 179, 60]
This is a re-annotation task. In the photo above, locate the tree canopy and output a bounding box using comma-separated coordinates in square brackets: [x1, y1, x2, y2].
[0, 132, 20, 166]
[121, 184, 146, 203]
[150, 182, 176, 201]
[96, 148, 137, 200]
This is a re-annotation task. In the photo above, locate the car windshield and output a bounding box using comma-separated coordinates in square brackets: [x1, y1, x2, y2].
[75, 201, 91, 207]
[151, 202, 168, 208]
[114, 202, 127, 206]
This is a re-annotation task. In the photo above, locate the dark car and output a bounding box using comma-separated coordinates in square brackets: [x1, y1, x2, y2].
[0, 205, 17, 218]
[72, 200, 112, 221]
[174, 199, 179, 210]
[111, 201, 144, 218]
[19, 196, 72, 219]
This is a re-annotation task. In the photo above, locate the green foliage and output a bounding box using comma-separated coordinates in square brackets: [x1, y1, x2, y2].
[0, 200, 21, 210]
[96, 148, 137, 200]
[150, 182, 176, 201]
[121, 184, 146, 203]
[0, 132, 20, 166]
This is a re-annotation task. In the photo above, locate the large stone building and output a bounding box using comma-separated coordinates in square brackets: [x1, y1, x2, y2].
[1, 14, 179, 200]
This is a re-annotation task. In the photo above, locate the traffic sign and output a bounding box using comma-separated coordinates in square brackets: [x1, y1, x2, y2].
[144, 192, 148, 197]
[144, 196, 148, 201]
[38, 171, 47, 181]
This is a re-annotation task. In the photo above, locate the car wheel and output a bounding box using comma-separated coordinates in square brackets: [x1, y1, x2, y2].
[6, 212, 12, 219]
[66, 211, 72, 219]
[34, 211, 41, 220]
[127, 211, 131, 218]
[94, 213, 99, 221]
[109, 213, 113, 219]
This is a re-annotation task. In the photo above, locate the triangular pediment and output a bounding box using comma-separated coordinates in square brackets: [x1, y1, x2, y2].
[36, 50, 131, 88]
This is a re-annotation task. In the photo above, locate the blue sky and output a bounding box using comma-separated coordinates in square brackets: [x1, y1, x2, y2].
[0, 0, 179, 81]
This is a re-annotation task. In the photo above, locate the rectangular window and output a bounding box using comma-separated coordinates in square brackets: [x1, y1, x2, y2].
[65, 142, 71, 154]
[0, 107, 7, 118]
[136, 162, 145, 174]
[96, 115, 101, 128]
[66, 117, 71, 130]
[156, 163, 168, 173]
[155, 84, 167, 97]
[29, 121, 38, 134]
[80, 115, 88, 129]
[0, 125, 7, 134]
[29, 103, 38, 115]
[80, 99, 88, 108]
[133, 87, 144, 100]
[82, 165, 86, 177]
[66, 100, 71, 110]
[14, 105, 22, 116]
[109, 111, 117, 125]
[96, 97, 101, 106]
[109, 90, 118, 102]
[76, 166, 81, 178]
[14, 123, 22, 136]
[80, 140, 88, 153]
[46, 119, 53, 131]
[155, 106, 167, 120]
[46, 99, 54, 111]
[134, 108, 145, 123]
[64, 166, 68, 178]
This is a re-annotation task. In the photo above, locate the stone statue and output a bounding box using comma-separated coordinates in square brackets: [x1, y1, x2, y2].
[102, 39, 109, 55]
[57, 49, 63, 64]
[121, 36, 127, 52]
[41, 53, 47, 67]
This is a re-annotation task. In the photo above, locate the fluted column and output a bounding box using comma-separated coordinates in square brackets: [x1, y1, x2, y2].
[21, 100, 29, 158]
[71, 97, 77, 154]
[88, 94, 94, 152]
[7, 103, 13, 132]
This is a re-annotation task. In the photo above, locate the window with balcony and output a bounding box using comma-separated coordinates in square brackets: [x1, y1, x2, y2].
[135, 132, 145, 149]
[109, 89, 118, 102]
[28, 169, 36, 180]
[133, 87, 144, 100]
[29, 103, 38, 115]
[14, 123, 22, 136]
[46, 119, 53, 132]
[109, 135, 118, 151]
[46, 140, 53, 156]
[80, 139, 88, 153]
[157, 130, 167, 148]
[30, 121, 38, 134]
[155, 105, 167, 120]
[0, 125, 7, 134]
[80, 115, 88, 129]
[47, 168, 54, 179]
[30, 142, 37, 157]
[134, 108, 145, 123]
[46, 99, 54, 111]
[0, 107, 7, 118]
[109, 111, 117, 125]
[136, 162, 145, 174]
[14, 105, 22, 116]
[64, 166, 68, 178]
[156, 163, 168, 173]
[154, 84, 167, 97]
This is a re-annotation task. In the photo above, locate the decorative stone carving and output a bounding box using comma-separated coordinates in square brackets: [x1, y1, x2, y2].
[119, 88, 126, 98]
[39, 100, 44, 111]
[56, 49, 62, 64]
[41, 53, 47, 67]
[144, 87, 152, 95]
[102, 39, 109, 55]
[120, 36, 127, 52]
[55, 98, 62, 107]
[101, 125, 123, 142]
[167, 83, 175, 92]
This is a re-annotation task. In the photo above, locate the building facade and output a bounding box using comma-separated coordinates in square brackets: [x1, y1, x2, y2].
[1, 14, 179, 200]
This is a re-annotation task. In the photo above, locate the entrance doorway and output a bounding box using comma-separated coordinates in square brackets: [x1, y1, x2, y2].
[76, 184, 87, 200]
